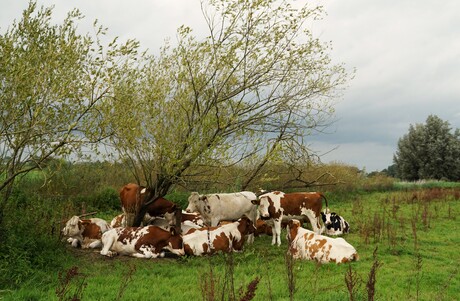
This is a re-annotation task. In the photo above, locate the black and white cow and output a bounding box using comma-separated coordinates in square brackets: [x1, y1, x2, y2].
[320, 211, 350, 236]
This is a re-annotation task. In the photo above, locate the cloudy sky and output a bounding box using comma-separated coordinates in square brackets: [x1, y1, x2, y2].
[2, 0, 460, 172]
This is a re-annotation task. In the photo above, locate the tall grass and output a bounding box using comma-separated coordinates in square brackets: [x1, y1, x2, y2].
[0, 188, 459, 300]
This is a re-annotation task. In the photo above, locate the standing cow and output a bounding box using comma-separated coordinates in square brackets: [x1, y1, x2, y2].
[253, 191, 328, 246]
[185, 191, 258, 243]
[287, 219, 358, 264]
[119, 183, 180, 228]
[321, 211, 350, 236]
[100, 226, 184, 258]
[182, 216, 256, 256]
[62, 216, 111, 249]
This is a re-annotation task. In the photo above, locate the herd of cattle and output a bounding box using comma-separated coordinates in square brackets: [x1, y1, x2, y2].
[62, 183, 358, 264]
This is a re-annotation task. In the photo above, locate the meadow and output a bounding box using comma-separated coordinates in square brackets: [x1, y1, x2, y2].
[1, 187, 459, 301]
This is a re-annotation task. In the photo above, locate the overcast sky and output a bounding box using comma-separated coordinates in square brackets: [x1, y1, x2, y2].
[2, 0, 460, 172]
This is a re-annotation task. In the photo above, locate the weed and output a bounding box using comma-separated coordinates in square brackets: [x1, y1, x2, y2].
[344, 264, 361, 301]
[115, 263, 136, 301]
[366, 247, 382, 301]
[284, 250, 296, 301]
[55, 266, 87, 301]
[238, 277, 260, 301]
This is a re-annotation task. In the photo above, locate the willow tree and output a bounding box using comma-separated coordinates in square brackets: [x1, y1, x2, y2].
[105, 0, 351, 225]
[0, 2, 138, 207]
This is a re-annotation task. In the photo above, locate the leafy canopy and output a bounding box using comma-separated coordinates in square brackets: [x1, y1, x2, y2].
[393, 115, 460, 181]
[0, 1, 139, 203]
[104, 0, 351, 199]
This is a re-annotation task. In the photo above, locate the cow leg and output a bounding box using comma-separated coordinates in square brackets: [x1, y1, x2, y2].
[88, 240, 102, 249]
[246, 233, 254, 244]
[303, 213, 322, 234]
[100, 235, 116, 257]
[272, 219, 282, 246]
[210, 217, 219, 227]
[70, 238, 81, 248]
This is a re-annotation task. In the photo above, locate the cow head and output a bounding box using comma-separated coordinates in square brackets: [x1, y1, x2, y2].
[256, 194, 272, 219]
[185, 192, 200, 213]
[62, 216, 83, 237]
[286, 219, 301, 243]
[165, 227, 185, 256]
[237, 215, 257, 235]
[321, 211, 337, 226]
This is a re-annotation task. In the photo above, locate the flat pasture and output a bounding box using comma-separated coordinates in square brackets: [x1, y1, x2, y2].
[3, 189, 459, 300]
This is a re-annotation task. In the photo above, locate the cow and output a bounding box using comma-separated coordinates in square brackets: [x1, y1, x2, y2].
[62, 216, 110, 249]
[100, 226, 184, 258]
[119, 183, 179, 228]
[321, 211, 350, 236]
[185, 191, 258, 227]
[255, 219, 273, 236]
[180, 211, 205, 234]
[182, 216, 256, 256]
[286, 219, 359, 264]
[252, 191, 328, 246]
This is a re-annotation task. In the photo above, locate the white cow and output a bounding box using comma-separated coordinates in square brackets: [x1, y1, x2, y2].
[62, 216, 111, 249]
[185, 191, 258, 243]
[286, 219, 359, 264]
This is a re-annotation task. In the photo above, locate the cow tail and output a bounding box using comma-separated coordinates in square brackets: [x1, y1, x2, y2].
[321, 193, 330, 214]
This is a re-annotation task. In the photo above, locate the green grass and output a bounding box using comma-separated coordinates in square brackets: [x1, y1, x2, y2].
[1, 190, 459, 300]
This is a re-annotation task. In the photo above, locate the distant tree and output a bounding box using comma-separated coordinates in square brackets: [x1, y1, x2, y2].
[382, 164, 397, 178]
[0, 2, 138, 206]
[393, 115, 460, 181]
[102, 0, 352, 226]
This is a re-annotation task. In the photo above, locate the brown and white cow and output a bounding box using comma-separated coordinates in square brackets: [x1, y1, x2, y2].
[286, 219, 358, 264]
[182, 216, 256, 256]
[255, 219, 273, 236]
[119, 183, 179, 227]
[100, 226, 184, 258]
[253, 191, 328, 246]
[62, 216, 111, 249]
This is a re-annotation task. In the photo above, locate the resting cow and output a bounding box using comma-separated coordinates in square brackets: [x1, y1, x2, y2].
[62, 216, 110, 249]
[119, 183, 179, 227]
[321, 211, 350, 236]
[100, 226, 184, 258]
[253, 191, 328, 246]
[287, 219, 359, 264]
[182, 216, 256, 256]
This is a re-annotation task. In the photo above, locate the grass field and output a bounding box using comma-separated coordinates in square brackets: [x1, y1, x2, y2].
[2, 189, 459, 300]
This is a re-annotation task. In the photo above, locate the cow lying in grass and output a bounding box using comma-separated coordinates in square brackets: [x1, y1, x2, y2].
[62, 216, 110, 249]
[182, 216, 256, 256]
[100, 226, 184, 258]
[320, 211, 350, 236]
[286, 219, 358, 264]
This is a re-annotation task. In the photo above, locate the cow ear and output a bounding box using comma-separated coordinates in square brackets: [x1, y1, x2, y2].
[251, 199, 260, 205]
[170, 227, 177, 236]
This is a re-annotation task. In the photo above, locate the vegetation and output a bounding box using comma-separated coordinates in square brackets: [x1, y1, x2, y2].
[1, 2, 459, 300]
[0, 2, 138, 206]
[0, 185, 458, 300]
[393, 115, 460, 181]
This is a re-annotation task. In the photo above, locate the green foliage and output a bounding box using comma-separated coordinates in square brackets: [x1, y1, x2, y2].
[0, 196, 71, 289]
[104, 0, 351, 197]
[393, 115, 460, 181]
[0, 1, 139, 203]
[1, 190, 458, 300]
